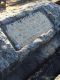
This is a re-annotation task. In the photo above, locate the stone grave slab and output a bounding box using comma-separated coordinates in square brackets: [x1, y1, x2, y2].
[0, 1, 60, 80]
[1, 9, 53, 50]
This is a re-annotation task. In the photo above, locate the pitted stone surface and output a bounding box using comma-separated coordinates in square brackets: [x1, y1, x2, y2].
[0, 2, 56, 50]
[41, 3, 60, 31]
[28, 48, 60, 80]
[6, 33, 60, 80]
[0, 2, 60, 50]
[0, 1, 60, 80]
[0, 28, 18, 79]
[5, 11, 53, 49]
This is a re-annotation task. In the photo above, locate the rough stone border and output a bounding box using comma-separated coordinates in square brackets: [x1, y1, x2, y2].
[28, 48, 60, 80]
[0, 2, 60, 79]
[0, 2, 58, 50]
[0, 28, 19, 80]
[17, 29, 55, 60]
[10, 31, 60, 80]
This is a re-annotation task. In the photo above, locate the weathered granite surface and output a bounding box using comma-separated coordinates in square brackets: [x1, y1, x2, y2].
[7, 32, 59, 80]
[0, 1, 60, 80]
[0, 28, 18, 79]
[0, 2, 60, 50]
[28, 48, 60, 80]
[0, 2, 54, 50]
[6, 40, 60, 80]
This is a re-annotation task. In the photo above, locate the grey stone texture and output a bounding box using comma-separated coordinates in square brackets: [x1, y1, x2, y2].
[0, 28, 18, 79]
[10, 31, 60, 80]
[28, 48, 60, 80]
[0, 2, 54, 50]
[0, 1, 60, 80]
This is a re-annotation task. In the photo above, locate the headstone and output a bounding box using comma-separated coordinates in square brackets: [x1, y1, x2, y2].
[0, 4, 54, 50]
[0, 1, 60, 80]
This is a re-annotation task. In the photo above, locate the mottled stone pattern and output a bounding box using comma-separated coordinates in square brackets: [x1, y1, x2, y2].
[0, 2, 60, 50]
[5, 11, 53, 50]
[28, 48, 60, 80]
[0, 28, 18, 79]
[0, 1, 60, 80]
[0, 2, 55, 50]
[6, 35, 60, 80]
[12, 3, 60, 80]
[12, 31, 60, 80]
[41, 3, 60, 32]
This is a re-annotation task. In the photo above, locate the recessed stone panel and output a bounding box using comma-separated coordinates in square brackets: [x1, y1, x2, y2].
[5, 11, 53, 50]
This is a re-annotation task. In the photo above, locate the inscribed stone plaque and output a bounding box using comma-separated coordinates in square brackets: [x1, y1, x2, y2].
[5, 11, 53, 49]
